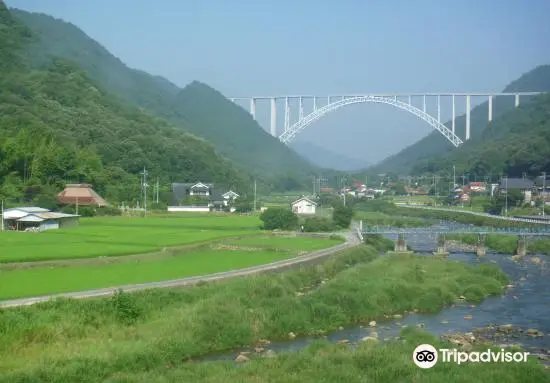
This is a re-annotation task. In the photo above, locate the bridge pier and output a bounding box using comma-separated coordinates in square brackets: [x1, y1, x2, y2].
[476, 233, 486, 257]
[394, 233, 408, 252]
[433, 234, 449, 256]
[515, 235, 528, 258]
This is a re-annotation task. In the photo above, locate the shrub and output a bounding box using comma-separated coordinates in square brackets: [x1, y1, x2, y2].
[260, 208, 299, 230]
[303, 217, 335, 232]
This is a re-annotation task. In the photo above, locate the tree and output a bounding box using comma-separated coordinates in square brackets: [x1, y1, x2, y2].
[332, 205, 353, 229]
[259, 208, 298, 230]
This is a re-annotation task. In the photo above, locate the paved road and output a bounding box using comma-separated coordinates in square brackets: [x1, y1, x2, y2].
[0, 229, 362, 309]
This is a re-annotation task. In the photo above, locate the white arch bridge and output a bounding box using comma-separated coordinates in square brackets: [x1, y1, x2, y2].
[229, 92, 545, 147]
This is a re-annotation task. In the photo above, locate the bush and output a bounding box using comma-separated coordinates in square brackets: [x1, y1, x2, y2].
[96, 206, 122, 216]
[303, 217, 335, 232]
[332, 205, 353, 228]
[260, 207, 299, 230]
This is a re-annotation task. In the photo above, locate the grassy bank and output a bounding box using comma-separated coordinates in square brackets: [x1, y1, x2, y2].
[0, 214, 263, 263]
[0, 243, 511, 381]
[355, 211, 432, 227]
[448, 234, 550, 255]
[38, 328, 547, 383]
[0, 235, 343, 299]
[357, 199, 546, 229]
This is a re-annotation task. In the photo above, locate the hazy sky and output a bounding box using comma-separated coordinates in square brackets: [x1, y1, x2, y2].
[7, 0, 550, 165]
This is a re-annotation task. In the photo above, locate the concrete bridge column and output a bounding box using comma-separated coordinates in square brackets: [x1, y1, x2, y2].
[433, 234, 449, 256]
[394, 233, 408, 252]
[476, 233, 486, 257]
[515, 235, 527, 257]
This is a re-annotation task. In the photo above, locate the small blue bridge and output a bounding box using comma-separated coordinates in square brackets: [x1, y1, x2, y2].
[359, 222, 550, 256]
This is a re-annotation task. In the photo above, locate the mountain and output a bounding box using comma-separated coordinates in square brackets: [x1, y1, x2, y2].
[366, 65, 550, 175]
[413, 92, 550, 178]
[0, 3, 248, 206]
[11, 8, 319, 190]
[290, 140, 369, 171]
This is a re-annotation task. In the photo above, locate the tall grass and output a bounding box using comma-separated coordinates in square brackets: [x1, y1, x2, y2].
[0, 243, 510, 381]
[26, 328, 546, 383]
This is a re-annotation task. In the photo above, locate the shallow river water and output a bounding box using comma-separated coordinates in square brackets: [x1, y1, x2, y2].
[203, 232, 550, 362]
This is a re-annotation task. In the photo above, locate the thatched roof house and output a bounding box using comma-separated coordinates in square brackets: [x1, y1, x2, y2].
[57, 184, 108, 207]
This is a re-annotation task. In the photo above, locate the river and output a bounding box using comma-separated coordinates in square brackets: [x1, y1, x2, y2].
[201, 230, 550, 363]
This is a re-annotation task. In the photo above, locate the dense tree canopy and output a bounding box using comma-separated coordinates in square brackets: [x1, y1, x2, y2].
[0, 4, 249, 206]
[12, 8, 321, 192]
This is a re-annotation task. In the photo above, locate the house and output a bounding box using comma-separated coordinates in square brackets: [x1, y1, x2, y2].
[468, 182, 487, 193]
[57, 184, 108, 207]
[1, 207, 79, 232]
[168, 182, 236, 212]
[222, 190, 240, 202]
[499, 178, 534, 202]
[291, 197, 317, 215]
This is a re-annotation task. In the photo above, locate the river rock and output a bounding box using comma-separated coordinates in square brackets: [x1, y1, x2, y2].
[295, 292, 304, 297]
[288, 332, 296, 339]
[531, 257, 542, 265]
[369, 321, 376, 327]
[338, 326, 344, 331]
[235, 354, 249, 363]
[338, 339, 349, 344]
[370, 331, 378, 338]
[360, 336, 378, 343]
[254, 347, 264, 353]
[464, 315, 473, 320]
[441, 320, 449, 324]
[264, 349, 277, 358]
[416, 323, 425, 328]
[393, 314, 402, 319]
[527, 329, 544, 337]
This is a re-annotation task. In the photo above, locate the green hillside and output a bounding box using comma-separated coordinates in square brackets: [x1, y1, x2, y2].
[412, 92, 550, 178]
[11, 8, 319, 190]
[0, 4, 248, 206]
[367, 65, 550, 175]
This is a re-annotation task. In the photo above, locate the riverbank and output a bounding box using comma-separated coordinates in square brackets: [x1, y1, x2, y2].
[28, 328, 545, 383]
[0, 240, 513, 381]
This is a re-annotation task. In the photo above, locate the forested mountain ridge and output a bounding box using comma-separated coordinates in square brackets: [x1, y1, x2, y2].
[366, 65, 550, 175]
[412, 92, 550, 178]
[0, 3, 249, 206]
[11, 8, 320, 190]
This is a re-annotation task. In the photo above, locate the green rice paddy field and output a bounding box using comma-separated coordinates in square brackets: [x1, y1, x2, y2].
[0, 213, 264, 263]
[0, 214, 344, 300]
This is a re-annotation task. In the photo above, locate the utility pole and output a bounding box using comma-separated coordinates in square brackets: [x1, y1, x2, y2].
[76, 197, 79, 216]
[155, 177, 159, 204]
[504, 175, 508, 216]
[453, 165, 456, 188]
[1, 199, 4, 232]
[543, 172, 546, 216]
[140, 167, 148, 217]
[253, 179, 257, 212]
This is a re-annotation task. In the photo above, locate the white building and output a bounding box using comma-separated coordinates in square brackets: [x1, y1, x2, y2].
[1, 207, 79, 231]
[290, 197, 317, 215]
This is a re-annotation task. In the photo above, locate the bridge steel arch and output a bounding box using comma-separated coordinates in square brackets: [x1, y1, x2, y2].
[278, 96, 464, 147]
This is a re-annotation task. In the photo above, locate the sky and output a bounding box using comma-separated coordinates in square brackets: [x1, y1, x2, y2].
[6, 0, 550, 166]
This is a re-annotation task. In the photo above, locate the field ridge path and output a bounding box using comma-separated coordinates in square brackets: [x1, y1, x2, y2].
[0, 229, 362, 309]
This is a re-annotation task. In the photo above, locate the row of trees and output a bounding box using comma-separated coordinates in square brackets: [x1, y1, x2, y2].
[259, 198, 354, 232]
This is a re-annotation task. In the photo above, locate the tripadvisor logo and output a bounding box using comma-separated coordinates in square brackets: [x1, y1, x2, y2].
[413, 344, 530, 368]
